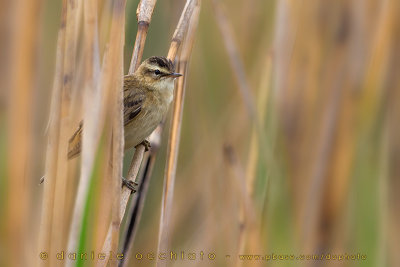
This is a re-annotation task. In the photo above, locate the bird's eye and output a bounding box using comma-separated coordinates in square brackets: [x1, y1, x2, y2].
[155, 69, 161, 75]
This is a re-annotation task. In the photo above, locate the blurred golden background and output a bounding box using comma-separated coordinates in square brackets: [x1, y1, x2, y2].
[0, 0, 399, 266]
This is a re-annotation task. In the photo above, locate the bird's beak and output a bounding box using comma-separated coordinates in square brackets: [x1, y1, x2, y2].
[169, 72, 183, 78]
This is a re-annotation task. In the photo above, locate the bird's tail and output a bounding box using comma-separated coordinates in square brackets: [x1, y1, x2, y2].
[67, 121, 83, 159]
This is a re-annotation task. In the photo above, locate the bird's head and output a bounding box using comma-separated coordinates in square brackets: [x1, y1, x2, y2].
[136, 56, 182, 90]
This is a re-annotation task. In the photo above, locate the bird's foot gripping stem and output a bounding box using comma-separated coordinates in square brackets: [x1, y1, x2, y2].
[121, 177, 138, 193]
[137, 139, 151, 152]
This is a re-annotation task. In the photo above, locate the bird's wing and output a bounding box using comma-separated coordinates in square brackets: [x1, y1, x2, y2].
[123, 89, 146, 126]
[68, 92, 145, 159]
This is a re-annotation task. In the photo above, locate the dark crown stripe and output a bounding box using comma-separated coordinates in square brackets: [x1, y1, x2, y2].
[148, 56, 174, 72]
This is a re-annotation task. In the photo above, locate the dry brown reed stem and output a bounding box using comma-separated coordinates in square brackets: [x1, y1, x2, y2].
[166, 0, 198, 60]
[378, 120, 389, 267]
[245, 53, 272, 198]
[385, 72, 400, 266]
[111, 1, 200, 265]
[129, 0, 157, 74]
[123, 146, 146, 211]
[7, 0, 41, 266]
[212, 0, 268, 259]
[223, 144, 256, 221]
[118, 127, 162, 267]
[117, 2, 200, 261]
[296, 6, 348, 251]
[212, 0, 272, 189]
[383, 6, 400, 263]
[239, 53, 273, 263]
[60, 0, 128, 263]
[302, 71, 342, 250]
[223, 145, 262, 267]
[120, 153, 154, 267]
[66, 0, 101, 260]
[98, 1, 156, 264]
[98, 146, 145, 267]
[274, 0, 372, 253]
[157, 2, 200, 266]
[145, 0, 199, 152]
[247, 52, 273, 248]
[121, 0, 158, 210]
[50, 1, 81, 265]
[211, 0, 256, 119]
[104, 0, 127, 264]
[38, 1, 67, 266]
[123, 0, 157, 199]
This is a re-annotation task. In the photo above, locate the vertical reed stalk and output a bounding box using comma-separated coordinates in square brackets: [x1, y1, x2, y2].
[223, 145, 261, 267]
[157, 1, 200, 266]
[211, 0, 256, 119]
[129, 0, 157, 74]
[50, 1, 81, 265]
[245, 53, 272, 199]
[119, 153, 154, 267]
[212, 0, 273, 188]
[66, 0, 100, 262]
[7, 0, 42, 265]
[99, 1, 157, 265]
[38, 1, 67, 266]
[104, 0, 127, 265]
[212, 1, 269, 262]
[117, 2, 201, 265]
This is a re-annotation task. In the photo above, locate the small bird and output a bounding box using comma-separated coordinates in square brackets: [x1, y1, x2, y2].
[67, 56, 182, 189]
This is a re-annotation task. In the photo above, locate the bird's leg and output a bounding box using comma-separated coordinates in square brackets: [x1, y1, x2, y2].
[136, 139, 151, 152]
[121, 176, 138, 193]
